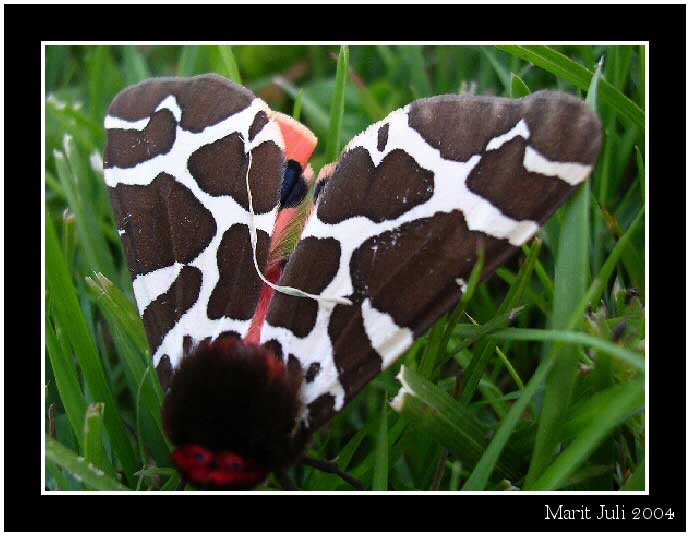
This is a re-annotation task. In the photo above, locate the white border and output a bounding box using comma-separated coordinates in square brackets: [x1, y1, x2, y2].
[41, 41, 649, 496]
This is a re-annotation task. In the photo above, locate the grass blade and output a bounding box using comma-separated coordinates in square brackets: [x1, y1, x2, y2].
[393, 366, 520, 481]
[292, 88, 304, 122]
[325, 45, 349, 163]
[54, 138, 116, 280]
[83, 403, 115, 478]
[214, 46, 242, 84]
[510, 73, 531, 98]
[485, 328, 644, 371]
[372, 396, 389, 490]
[526, 378, 644, 490]
[86, 273, 168, 452]
[462, 237, 542, 402]
[46, 435, 130, 491]
[524, 64, 600, 487]
[46, 212, 137, 483]
[45, 316, 87, 448]
[122, 46, 151, 85]
[496, 45, 644, 130]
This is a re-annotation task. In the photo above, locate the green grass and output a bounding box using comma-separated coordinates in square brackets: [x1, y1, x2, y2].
[44, 44, 645, 491]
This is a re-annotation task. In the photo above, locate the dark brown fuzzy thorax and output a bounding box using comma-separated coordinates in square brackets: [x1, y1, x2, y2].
[162, 338, 306, 472]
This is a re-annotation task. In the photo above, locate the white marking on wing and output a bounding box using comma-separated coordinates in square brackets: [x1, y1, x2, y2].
[104, 95, 183, 131]
[156, 95, 182, 122]
[389, 365, 415, 412]
[485, 119, 530, 151]
[456, 278, 468, 293]
[361, 298, 413, 368]
[132, 262, 183, 316]
[523, 146, 592, 185]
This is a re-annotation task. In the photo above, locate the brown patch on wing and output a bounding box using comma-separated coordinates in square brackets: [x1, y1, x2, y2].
[107, 74, 254, 133]
[248, 111, 269, 141]
[522, 90, 602, 165]
[207, 224, 270, 321]
[348, 211, 507, 335]
[188, 135, 282, 213]
[317, 148, 434, 224]
[408, 95, 522, 161]
[109, 173, 216, 275]
[467, 136, 574, 222]
[328, 303, 381, 399]
[143, 265, 203, 353]
[156, 354, 173, 391]
[377, 123, 389, 152]
[306, 393, 335, 431]
[104, 109, 177, 169]
[265, 237, 341, 338]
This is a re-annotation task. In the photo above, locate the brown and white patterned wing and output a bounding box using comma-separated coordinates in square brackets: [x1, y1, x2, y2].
[103, 74, 285, 385]
[259, 90, 602, 433]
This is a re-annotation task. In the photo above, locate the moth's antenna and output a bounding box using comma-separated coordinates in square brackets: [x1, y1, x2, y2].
[243, 143, 352, 307]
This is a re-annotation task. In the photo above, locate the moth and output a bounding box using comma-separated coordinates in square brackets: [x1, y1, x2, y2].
[102, 74, 601, 489]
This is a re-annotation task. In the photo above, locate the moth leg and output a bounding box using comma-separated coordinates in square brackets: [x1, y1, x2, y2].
[275, 471, 298, 491]
[301, 457, 364, 491]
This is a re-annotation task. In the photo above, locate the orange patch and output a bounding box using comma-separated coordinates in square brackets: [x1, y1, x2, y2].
[269, 110, 317, 168]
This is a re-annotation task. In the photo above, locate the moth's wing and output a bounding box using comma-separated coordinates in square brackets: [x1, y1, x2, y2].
[258, 90, 602, 433]
[103, 74, 286, 385]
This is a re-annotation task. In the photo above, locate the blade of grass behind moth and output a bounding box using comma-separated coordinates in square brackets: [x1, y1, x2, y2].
[325, 45, 349, 163]
[274, 78, 329, 139]
[496, 45, 644, 130]
[56, 136, 117, 280]
[393, 366, 520, 482]
[510, 73, 531, 99]
[406, 45, 433, 97]
[61, 136, 116, 277]
[575, 206, 644, 325]
[524, 65, 601, 489]
[177, 46, 200, 77]
[46, 212, 137, 484]
[527, 377, 644, 490]
[122, 45, 151, 86]
[214, 46, 242, 85]
[86, 274, 169, 453]
[486, 328, 643, 371]
[45, 316, 87, 449]
[46, 435, 130, 491]
[480, 47, 511, 94]
[372, 395, 389, 491]
[420, 247, 485, 377]
[462, 237, 541, 403]
[292, 88, 303, 122]
[84, 402, 116, 479]
[350, 417, 407, 484]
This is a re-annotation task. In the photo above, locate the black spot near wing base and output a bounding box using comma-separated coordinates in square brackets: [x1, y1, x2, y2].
[280, 160, 308, 208]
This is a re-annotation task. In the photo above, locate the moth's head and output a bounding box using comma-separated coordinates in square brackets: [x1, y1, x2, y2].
[162, 337, 305, 489]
